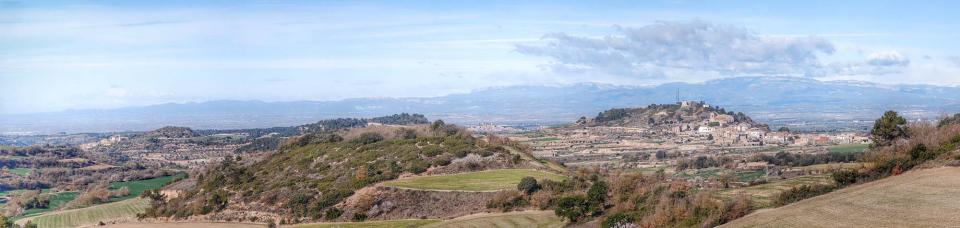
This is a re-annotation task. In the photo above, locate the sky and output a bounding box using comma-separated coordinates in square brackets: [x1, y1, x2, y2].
[2, 0, 959, 114]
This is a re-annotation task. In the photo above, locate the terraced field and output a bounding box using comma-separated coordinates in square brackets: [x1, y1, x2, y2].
[21, 198, 150, 228]
[293, 219, 441, 228]
[828, 144, 869, 153]
[722, 167, 960, 227]
[107, 174, 183, 201]
[424, 210, 564, 228]
[292, 210, 563, 228]
[719, 175, 833, 208]
[7, 168, 31, 176]
[382, 169, 566, 191]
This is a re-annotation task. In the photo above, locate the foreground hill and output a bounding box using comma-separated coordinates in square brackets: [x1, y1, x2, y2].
[721, 167, 960, 228]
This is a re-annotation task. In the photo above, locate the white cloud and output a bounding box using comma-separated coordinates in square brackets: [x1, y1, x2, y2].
[866, 51, 910, 67]
[516, 20, 836, 78]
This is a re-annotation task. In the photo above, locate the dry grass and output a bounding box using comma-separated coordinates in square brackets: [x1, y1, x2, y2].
[719, 175, 833, 208]
[721, 167, 960, 227]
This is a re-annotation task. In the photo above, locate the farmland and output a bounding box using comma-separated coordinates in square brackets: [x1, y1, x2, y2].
[719, 175, 834, 208]
[20, 198, 150, 228]
[7, 168, 31, 176]
[423, 210, 564, 228]
[291, 210, 563, 228]
[293, 219, 441, 228]
[722, 167, 960, 227]
[827, 144, 869, 154]
[381, 169, 566, 191]
[107, 174, 183, 201]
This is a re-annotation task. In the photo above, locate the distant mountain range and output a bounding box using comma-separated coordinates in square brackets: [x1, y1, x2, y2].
[4, 77, 960, 134]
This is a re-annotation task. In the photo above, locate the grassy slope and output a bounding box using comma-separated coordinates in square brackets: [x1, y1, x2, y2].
[18, 191, 77, 218]
[719, 175, 833, 208]
[22, 198, 150, 228]
[828, 144, 869, 153]
[423, 210, 564, 228]
[292, 210, 563, 228]
[108, 174, 182, 201]
[293, 219, 441, 228]
[8, 168, 31, 176]
[381, 169, 566, 191]
[721, 167, 960, 228]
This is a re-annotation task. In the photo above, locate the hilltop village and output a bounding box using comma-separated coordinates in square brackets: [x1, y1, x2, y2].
[498, 101, 870, 186]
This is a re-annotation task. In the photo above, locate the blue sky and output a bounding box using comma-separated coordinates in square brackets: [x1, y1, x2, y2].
[2, 0, 959, 113]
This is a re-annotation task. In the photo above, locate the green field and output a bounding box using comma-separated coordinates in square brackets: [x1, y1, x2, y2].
[293, 219, 441, 228]
[7, 168, 31, 177]
[735, 170, 767, 182]
[107, 173, 184, 201]
[292, 211, 563, 228]
[382, 169, 566, 191]
[828, 144, 869, 154]
[423, 210, 564, 228]
[799, 162, 872, 172]
[18, 191, 78, 218]
[719, 175, 834, 208]
[23, 198, 149, 228]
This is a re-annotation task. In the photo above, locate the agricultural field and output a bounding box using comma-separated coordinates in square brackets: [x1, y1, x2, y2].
[104, 222, 265, 228]
[423, 210, 564, 228]
[293, 219, 441, 228]
[107, 174, 184, 201]
[7, 168, 31, 176]
[719, 175, 833, 208]
[722, 167, 960, 228]
[798, 162, 872, 172]
[18, 191, 77, 218]
[828, 144, 870, 154]
[19, 198, 150, 228]
[382, 169, 566, 191]
[293, 210, 563, 228]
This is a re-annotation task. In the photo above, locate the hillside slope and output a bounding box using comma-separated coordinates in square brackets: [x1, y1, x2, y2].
[721, 167, 960, 228]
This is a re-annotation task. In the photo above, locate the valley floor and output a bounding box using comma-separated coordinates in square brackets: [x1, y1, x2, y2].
[721, 167, 960, 227]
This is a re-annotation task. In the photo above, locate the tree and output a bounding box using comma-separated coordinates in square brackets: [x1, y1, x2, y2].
[587, 180, 608, 213]
[777, 126, 790, 132]
[870, 110, 907, 147]
[655, 151, 667, 160]
[431, 119, 446, 131]
[517, 177, 540, 194]
[554, 195, 589, 222]
[0, 214, 11, 228]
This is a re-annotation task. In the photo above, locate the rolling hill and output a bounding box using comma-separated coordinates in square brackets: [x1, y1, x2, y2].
[721, 167, 960, 227]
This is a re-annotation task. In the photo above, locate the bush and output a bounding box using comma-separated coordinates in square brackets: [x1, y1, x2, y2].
[352, 213, 367, 222]
[601, 212, 633, 228]
[353, 132, 384, 145]
[324, 208, 342, 220]
[487, 190, 526, 212]
[774, 184, 835, 206]
[554, 195, 589, 222]
[517, 177, 540, 195]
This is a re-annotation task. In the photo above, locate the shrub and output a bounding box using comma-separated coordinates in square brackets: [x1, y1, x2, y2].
[324, 208, 343, 220]
[517, 176, 540, 195]
[530, 191, 554, 209]
[352, 213, 367, 222]
[487, 190, 526, 211]
[554, 195, 589, 222]
[774, 184, 835, 206]
[405, 160, 430, 174]
[601, 212, 633, 228]
[353, 132, 384, 145]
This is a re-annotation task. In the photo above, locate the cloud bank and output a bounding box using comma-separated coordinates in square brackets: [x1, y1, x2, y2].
[517, 21, 836, 78]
